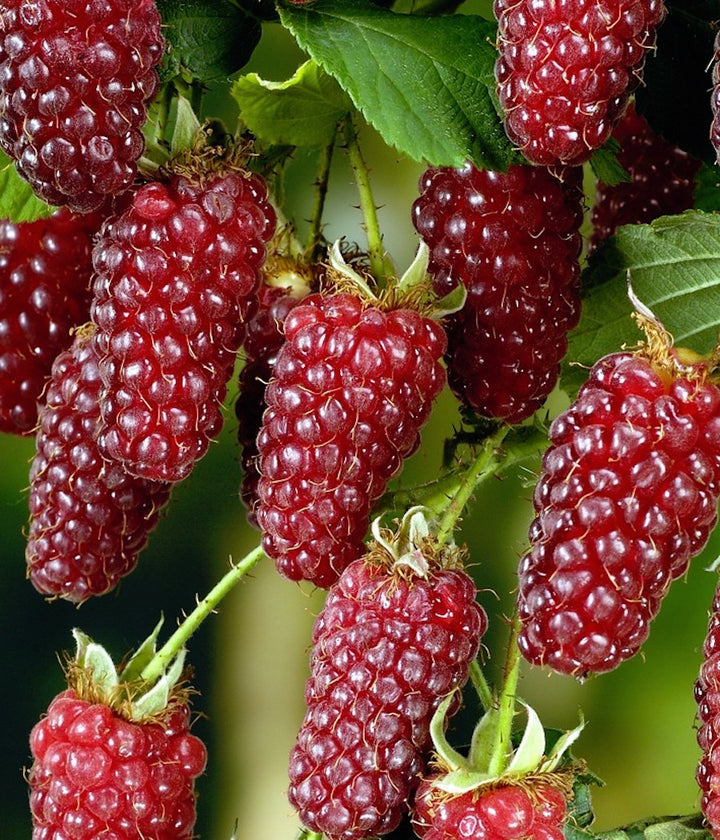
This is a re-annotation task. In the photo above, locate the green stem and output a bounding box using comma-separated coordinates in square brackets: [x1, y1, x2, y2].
[468, 658, 494, 712]
[342, 117, 393, 285]
[305, 133, 337, 262]
[435, 422, 511, 547]
[486, 610, 522, 777]
[140, 544, 265, 684]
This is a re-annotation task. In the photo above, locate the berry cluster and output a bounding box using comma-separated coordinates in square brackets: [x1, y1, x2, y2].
[412, 162, 583, 423]
[494, 0, 667, 165]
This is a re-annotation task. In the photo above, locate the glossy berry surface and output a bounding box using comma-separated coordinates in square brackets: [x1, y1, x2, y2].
[0, 208, 104, 434]
[412, 779, 567, 840]
[236, 281, 304, 526]
[695, 582, 720, 838]
[288, 555, 486, 839]
[91, 170, 276, 483]
[412, 162, 582, 423]
[712, 31, 720, 165]
[0, 0, 163, 213]
[518, 351, 720, 676]
[27, 333, 172, 603]
[494, 0, 667, 165]
[255, 291, 447, 587]
[590, 104, 700, 250]
[28, 689, 207, 840]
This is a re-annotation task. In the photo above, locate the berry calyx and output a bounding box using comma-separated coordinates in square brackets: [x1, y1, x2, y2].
[518, 314, 720, 676]
[0, 0, 164, 212]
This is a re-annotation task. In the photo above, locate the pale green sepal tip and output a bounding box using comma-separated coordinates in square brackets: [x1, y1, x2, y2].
[539, 713, 585, 774]
[505, 702, 546, 777]
[129, 648, 187, 721]
[434, 768, 495, 795]
[396, 241, 430, 294]
[468, 707, 501, 770]
[329, 240, 379, 301]
[430, 281, 467, 319]
[73, 629, 119, 693]
[393, 505, 432, 577]
[119, 616, 164, 684]
[170, 96, 202, 158]
[429, 690, 471, 772]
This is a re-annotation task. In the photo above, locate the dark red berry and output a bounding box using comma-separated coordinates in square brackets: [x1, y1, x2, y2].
[0, 0, 163, 212]
[255, 291, 447, 587]
[412, 778, 567, 840]
[494, 0, 667, 166]
[711, 31, 720, 165]
[28, 689, 206, 840]
[412, 162, 583, 424]
[288, 552, 487, 839]
[518, 350, 720, 677]
[696, 582, 720, 838]
[0, 208, 105, 435]
[91, 169, 277, 483]
[590, 103, 701, 251]
[236, 279, 306, 526]
[26, 331, 172, 603]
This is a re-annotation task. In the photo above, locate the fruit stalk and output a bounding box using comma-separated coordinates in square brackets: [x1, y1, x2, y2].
[306, 133, 337, 261]
[487, 610, 523, 778]
[140, 544, 265, 684]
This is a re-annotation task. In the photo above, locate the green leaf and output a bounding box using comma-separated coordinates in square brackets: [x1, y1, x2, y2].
[232, 60, 352, 146]
[589, 139, 631, 187]
[563, 211, 720, 396]
[594, 815, 712, 840]
[157, 0, 262, 82]
[0, 151, 54, 223]
[278, 0, 516, 171]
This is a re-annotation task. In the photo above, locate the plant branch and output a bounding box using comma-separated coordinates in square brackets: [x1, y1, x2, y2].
[468, 658, 494, 712]
[305, 132, 337, 262]
[140, 544, 265, 684]
[486, 609, 522, 778]
[342, 116, 393, 285]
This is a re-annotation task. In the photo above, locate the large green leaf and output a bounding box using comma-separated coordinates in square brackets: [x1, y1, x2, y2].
[278, 0, 516, 171]
[232, 60, 352, 146]
[157, 0, 261, 82]
[0, 151, 54, 223]
[563, 211, 720, 395]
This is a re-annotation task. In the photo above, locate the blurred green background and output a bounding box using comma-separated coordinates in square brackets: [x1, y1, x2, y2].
[3, 11, 718, 840]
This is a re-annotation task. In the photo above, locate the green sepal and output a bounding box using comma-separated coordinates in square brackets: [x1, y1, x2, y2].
[434, 767, 496, 795]
[119, 617, 165, 683]
[467, 706, 501, 768]
[504, 702, 546, 776]
[395, 241, 430, 295]
[129, 648, 187, 721]
[539, 713, 585, 773]
[588, 138, 631, 186]
[428, 690, 472, 772]
[73, 628, 119, 694]
[430, 282, 467, 320]
[170, 96, 203, 158]
[328, 239, 379, 301]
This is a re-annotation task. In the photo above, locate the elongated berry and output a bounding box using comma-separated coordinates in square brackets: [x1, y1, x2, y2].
[412, 778, 567, 840]
[412, 162, 583, 423]
[590, 103, 700, 251]
[255, 291, 447, 587]
[696, 582, 720, 838]
[0, 0, 163, 212]
[236, 274, 308, 525]
[27, 332, 172, 603]
[288, 543, 487, 839]
[494, 0, 667, 165]
[518, 348, 720, 677]
[91, 168, 276, 483]
[29, 689, 206, 839]
[0, 208, 104, 435]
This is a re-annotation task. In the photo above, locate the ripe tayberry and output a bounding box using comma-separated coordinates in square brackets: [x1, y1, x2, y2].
[288, 532, 487, 839]
[0, 0, 163, 213]
[255, 290, 447, 587]
[590, 104, 700, 251]
[412, 779, 567, 840]
[518, 346, 720, 677]
[236, 267, 309, 525]
[494, 0, 667, 166]
[26, 331, 172, 603]
[29, 689, 206, 839]
[0, 208, 104, 435]
[412, 162, 583, 424]
[91, 167, 277, 483]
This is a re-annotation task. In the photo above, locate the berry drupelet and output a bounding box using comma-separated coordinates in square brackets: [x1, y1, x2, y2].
[412, 161, 583, 424]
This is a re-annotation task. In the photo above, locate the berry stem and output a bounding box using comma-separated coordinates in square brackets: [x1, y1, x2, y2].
[486, 609, 523, 778]
[342, 116, 393, 285]
[435, 422, 511, 547]
[468, 658, 495, 711]
[140, 544, 265, 684]
[305, 133, 337, 262]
